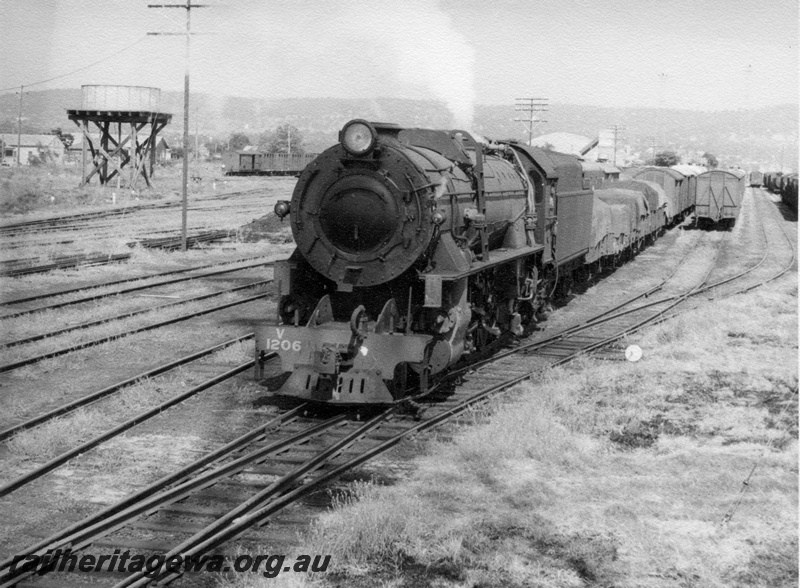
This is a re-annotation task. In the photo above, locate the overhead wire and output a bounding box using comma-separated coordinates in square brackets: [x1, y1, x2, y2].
[0, 36, 150, 93]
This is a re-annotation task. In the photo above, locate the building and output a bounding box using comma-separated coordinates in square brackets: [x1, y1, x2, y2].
[529, 132, 592, 155]
[1, 134, 65, 166]
[155, 137, 171, 161]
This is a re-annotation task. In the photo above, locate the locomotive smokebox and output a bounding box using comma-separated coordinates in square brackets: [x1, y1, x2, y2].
[288, 121, 435, 288]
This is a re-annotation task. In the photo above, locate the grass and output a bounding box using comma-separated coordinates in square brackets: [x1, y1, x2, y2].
[277, 275, 797, 588]
[0, 284, 271, 366]
[3, 372, 193, 463]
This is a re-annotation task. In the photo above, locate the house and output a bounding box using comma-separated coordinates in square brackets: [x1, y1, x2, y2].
[155, 137, 170, 161]
[1, 134, 64, 166]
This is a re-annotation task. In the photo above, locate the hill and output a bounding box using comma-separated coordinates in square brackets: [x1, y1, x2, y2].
[0, 89, 796, 170]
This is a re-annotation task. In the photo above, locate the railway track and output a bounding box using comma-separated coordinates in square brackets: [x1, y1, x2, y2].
[1, 257, 273, 317]
[0, 230, 242, 278]
[0, 187, 269, 237]
[0, 283, 271, 373]
[0, 334, 256, 442]
[0, 354, 269, 498]
[0, 253, 133, 278]
[0, 192, 791, 586]
[1, 279, 271, 349]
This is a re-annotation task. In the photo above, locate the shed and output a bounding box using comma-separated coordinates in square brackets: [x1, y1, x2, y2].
[1, 134, 64, 165]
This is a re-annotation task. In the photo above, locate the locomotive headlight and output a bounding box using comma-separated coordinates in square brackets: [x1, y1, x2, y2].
[274, 200, 290, 219]
[340, 119, 377, 156]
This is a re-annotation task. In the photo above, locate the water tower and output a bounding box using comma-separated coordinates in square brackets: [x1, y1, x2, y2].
[67, 85, 172, 187]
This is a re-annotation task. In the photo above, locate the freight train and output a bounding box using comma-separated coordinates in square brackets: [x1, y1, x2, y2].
[254, 119, 699, 404]
[764, 171, 798, 212]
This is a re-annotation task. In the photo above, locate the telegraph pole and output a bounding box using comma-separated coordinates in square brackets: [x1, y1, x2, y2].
[149, 1, 208, 252]
[645, 135, 657, 164]
[609, 124, 626, 167]
[515, 98, 548, 145]
[16, 85, 25, 166]
[658, 73, 667, 150]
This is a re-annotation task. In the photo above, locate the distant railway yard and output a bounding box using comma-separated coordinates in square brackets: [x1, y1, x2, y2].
[0, 163, 796, 587]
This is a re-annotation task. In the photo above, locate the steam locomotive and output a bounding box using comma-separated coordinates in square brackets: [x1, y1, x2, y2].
[254, 119, 692, 404]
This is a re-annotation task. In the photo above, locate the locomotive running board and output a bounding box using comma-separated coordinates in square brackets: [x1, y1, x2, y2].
[423, 238, 543, 282]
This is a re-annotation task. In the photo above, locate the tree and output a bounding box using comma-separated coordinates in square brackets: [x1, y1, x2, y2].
[228, 133, 251, 151]
[263, 124, 305, 155]
[51, 127, 74, 149]
[702, 152, 719, 168]
[654, 151, 680, 166]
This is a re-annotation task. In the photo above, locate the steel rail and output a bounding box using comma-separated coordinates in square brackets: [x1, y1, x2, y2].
[126, 373, 560, 586]
[0, 206, 779, 587]
[706, 188, 796, 298]
[2, 279, 270, 348]
[116, 411, 393, 588]
[0, 253, 133, 277]
[0, 412, 369, 588]
[0, 360, 260, 498]
[446, 230, 708, 379]
[0, 289, 270, 373]
[0, 398, 301, 583]
[2, 196, 783, 586]
[0, 187, 267, 233]
[0, 333, 255, 441]
[0, 257, 272, 312]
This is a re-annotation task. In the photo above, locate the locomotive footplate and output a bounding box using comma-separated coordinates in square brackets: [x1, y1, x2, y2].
[255, 321, 432, 404]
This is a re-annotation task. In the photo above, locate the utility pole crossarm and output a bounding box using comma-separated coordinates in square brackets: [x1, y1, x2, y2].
[608, 124, 626, 167]
[514, 97, 548, 146]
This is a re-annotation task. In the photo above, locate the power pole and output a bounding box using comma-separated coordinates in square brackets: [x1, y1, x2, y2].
[16, 85, 26, 166]
[645, 135, 657, 164]
[148, 1, 209, 252]
[608, 125, 626, 167]
[658, 73, 667, 150]
[287, 126, 291, 156]
[515, 98, 548, 145]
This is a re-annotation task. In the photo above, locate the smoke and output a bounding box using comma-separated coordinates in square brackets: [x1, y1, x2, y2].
[192, 1, 477, 128]
[369, 1, 477, 128]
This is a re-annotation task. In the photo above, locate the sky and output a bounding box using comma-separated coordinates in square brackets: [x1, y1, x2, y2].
[1, 0, 797, 127]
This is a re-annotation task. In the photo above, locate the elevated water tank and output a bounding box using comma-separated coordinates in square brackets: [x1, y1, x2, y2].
[81, 85, 161, 111]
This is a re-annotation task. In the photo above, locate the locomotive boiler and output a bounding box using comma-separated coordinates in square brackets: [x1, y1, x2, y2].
[255, 119, 547, 403]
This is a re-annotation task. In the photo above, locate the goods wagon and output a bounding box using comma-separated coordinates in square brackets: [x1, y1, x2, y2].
[781, 173, 798, 211]
[631, 167, 695, 219]
[748, 171, 763, 187]
[222, 151, 318, 176]
[695, 168, 747, 228]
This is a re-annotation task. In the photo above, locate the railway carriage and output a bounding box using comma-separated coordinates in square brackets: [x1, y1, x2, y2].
[748, 170, 763, 187]
[694, 168, 746, 228]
